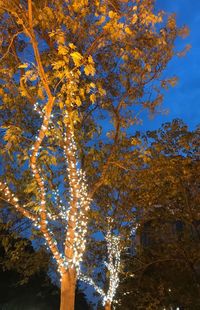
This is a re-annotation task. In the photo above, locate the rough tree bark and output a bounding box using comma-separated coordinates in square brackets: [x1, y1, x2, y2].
[60, 268, 76, 310]
[105, 301, 112, 310]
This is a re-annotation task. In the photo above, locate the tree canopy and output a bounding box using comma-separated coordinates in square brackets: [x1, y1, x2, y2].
[0, 0, 188, 309]
[116, 120, 200, 309]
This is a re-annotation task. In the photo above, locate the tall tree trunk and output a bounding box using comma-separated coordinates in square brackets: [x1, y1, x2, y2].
[105, 301, 112, 310]
[60, 268, 76, 310]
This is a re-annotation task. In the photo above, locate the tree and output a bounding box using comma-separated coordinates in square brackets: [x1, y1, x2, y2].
[0, 1, 184, 309]
[116, 120, 200, 309]
[80, 227, 122, 310]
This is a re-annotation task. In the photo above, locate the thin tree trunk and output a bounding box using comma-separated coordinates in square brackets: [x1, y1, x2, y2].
[60, 268, 76, 310]
[105, 301, 112, 310]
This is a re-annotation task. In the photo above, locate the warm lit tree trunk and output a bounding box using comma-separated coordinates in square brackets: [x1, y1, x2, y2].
[60, 268, 76, 310]
[105, 301, 112, 310]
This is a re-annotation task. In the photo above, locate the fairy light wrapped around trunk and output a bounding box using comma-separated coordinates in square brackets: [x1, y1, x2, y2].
[0, 97, 92, 279]
[103, 230, 121, 306]
[79, 230, 121, 308]
[62, 110, 91, 272]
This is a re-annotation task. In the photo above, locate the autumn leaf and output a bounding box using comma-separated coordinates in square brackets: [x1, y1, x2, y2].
[75, 96, 82, 106]
[69, 43, 76, 49]
[84, 64, 95, 76]
[90, 82, 95, 88]
[18, 63, 29, 69]
[132, 14, 138, 24]
[145, 64, 151, 72]
[58, 45, 68, 55]
[52, 60, 66, 70]
[70, 51, 83, 67]
[131, 137, 141, 146]
[90, 93, 96, 103]
[88, 55, 94, 64]
[108, 11, 117, 19]
[125, 27, 132, 35]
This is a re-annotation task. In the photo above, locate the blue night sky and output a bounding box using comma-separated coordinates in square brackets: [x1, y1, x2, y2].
[141, 0, 200, 131]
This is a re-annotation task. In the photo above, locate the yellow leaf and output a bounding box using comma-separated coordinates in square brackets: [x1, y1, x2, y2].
[125, 27, 132, 35]
[79, 88, 85, 99]
[69, 43, 76, 49]
[18, 63, 29, 69]
[71, 51, 83, 67]
[84, 64, 95, 76]
[58, 45, 68, 55]
[38, 88, 44, 99]
[131, 137, 141, 146]
[145, 64, 151, 72]
[108, 11, 116, 18]
[132, 14, 138, 24]
[59, 101, 64, 109]
[57, 33, 65, 45]
[96, 16, 105, 25]
[90, 82, 95, 88]
[168, 77, 178, 87]
[122, 54, 128, 61]
[90, 93, 96, 103]
[75, 96, 82, 106]
[52, 60, 66, 70]
[88, 55, 94, 64]
[65, 98, 71, 106]
[98, 85, 106, 96]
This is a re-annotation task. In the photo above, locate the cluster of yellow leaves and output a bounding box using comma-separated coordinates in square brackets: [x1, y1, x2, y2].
[3, 126, 22, 150]
[49, 30, 66, 45]
[104, 21, 124, 40]
[131, 48, 143, 60]
[139, 149, 152, 163]
[71, 51, 83, 67]
[71, 0, 89, 13]
[58, 45, 68, 56]
[139, 6, 163, 26]
[131, 137, 141, 146]
[125, 27, 132, 35]
[167, 15, 176, 30]
[84, 55, 96, 76]
[36, 7, 55, 28]
[161, 77, 178, 90]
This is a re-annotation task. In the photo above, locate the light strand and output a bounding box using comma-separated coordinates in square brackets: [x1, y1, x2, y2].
[0, 181, 38, 222]
[79, 231, 121, 306]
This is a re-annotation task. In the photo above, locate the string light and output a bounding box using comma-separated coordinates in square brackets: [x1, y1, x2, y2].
[103, 231, 121, 305]
[62, 126, 91, 273]
[0, 181, 38, 222]
[79, 230, 121, 306]
[1, 92, 92, 280]
[26, 101, 92, 277]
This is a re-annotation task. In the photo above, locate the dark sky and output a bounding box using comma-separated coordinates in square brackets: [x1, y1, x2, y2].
[141, 0, 200, 131]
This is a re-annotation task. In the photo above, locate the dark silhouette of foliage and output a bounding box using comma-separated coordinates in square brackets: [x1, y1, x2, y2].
[116, 120, 200, 309]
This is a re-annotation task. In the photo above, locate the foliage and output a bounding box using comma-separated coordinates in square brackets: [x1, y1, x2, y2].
[0, 0, 187, 308]
[116, 120, 200, 309]
[0, 0, 183, 194]
[0, 225, 90, 309]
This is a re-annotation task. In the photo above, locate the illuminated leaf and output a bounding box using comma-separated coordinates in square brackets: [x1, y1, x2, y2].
[125, 27, 132, 35]
[69, 43, 76, 49]
[84, 64, 95, 76]
[70, 51, 83, 67]
[75, 96, 82, 106]
[18, 63, 29, 69]
[90, 93, 96, 103]
[58, 45, 68, 55]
